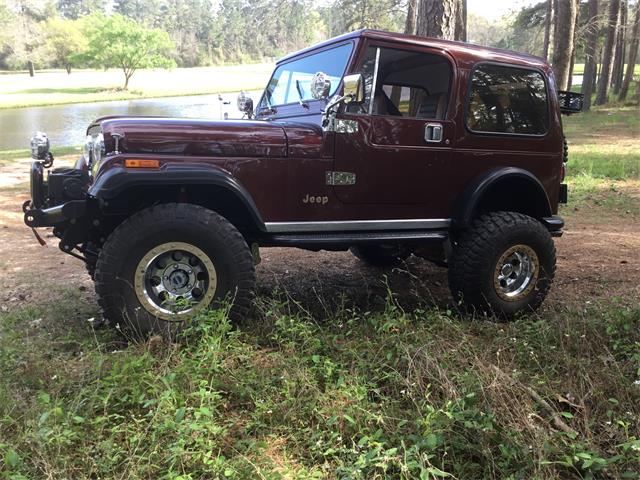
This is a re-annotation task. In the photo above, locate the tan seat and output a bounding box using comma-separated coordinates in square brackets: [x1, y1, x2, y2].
[416, 93, 447, 120]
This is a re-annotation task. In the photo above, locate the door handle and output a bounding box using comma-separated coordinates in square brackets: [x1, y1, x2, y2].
[424, 123, 443, 143]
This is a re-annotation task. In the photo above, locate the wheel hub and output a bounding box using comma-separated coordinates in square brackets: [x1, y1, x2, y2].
[134, 242, 217, 321]
[163, 263, 194, 294]
[493, 244, 539, 301]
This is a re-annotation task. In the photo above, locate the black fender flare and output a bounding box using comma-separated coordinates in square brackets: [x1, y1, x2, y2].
[89, 165, 266, 232]
[452, 167, 552, 228]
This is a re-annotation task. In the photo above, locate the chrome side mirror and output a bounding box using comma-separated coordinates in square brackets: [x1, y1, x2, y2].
[310, 72, 331, 100]
[237, 91, 254, 117]
[342, 74, 364, 104]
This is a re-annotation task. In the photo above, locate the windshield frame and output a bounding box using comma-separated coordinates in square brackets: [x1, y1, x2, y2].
[256, 40, 356, 117]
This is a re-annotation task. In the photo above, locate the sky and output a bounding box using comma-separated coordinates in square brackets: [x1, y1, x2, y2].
[467, 0, 539, 21]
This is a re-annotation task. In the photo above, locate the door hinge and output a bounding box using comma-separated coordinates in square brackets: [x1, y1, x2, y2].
[326, 171, 356, 186]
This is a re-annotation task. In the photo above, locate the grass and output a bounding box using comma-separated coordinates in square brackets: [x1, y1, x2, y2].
[563, 105, 640, 179]
[0, 291, 638, 479]
[0, 65, 273, 109]
[0, 146, 80, 164]
[572, 63, 640, 76]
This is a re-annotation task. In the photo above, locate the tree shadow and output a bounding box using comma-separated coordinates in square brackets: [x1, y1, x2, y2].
[254, 248, 451, 321]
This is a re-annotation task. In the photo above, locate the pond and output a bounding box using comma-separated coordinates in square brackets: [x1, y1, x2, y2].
[0, 91, 260, 151]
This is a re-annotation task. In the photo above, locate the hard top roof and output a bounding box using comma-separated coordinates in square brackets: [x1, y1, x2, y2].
[278, 29, 549, 71]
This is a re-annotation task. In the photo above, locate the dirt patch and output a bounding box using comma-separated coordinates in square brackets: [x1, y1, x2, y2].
[0, 161, 638, 318]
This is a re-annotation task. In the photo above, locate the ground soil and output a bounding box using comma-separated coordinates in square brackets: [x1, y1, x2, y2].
[0, 158, 638, 319]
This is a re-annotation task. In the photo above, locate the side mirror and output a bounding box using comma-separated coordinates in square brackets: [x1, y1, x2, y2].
[237, 91, 254, 117]
[342, 74, 364, 104]
[310, 72, 331, 100]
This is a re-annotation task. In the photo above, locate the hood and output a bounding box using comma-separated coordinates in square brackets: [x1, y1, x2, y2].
[97, 117, 288, 158]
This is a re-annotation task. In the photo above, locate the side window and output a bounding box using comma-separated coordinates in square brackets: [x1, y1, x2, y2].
[466, 65, 549, 135]
[347, 46, 451, 120]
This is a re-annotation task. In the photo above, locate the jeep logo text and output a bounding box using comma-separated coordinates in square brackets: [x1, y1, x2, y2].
[302, 194, 328, 205]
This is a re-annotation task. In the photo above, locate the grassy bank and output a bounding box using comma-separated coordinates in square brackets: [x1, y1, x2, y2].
[0, 64, 273, 109]
[0, 146, 80, 164]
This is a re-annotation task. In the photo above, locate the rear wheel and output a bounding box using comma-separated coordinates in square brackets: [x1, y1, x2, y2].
[94, 204, 255, 337]
[448, 211, 555, 318]
[350, 244, 410, 268]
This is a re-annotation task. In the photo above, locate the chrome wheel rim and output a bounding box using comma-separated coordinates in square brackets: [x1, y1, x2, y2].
[134, 242, 217, 321]
[493, 244, 539, 301]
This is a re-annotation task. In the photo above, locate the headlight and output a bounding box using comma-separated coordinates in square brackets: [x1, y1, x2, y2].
[85, 132, 105, 178]
[83, 135, 94, 166]
[92, 133, 105, 165]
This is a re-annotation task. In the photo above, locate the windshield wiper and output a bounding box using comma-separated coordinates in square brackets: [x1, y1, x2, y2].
[295, 80, 309, 109]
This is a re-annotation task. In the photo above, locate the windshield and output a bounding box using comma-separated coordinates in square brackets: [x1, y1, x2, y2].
[258, 43, 353, 112]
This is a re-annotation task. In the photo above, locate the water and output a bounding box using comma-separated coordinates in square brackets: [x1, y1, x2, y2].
[0, 92, 260, 151]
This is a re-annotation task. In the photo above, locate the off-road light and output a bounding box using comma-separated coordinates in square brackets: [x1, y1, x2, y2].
[30, 131, 50, 160]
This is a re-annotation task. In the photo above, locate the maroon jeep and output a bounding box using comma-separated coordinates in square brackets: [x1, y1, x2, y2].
[24, 29, 582, 334]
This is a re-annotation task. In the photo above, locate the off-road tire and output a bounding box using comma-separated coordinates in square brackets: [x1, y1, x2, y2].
[448, 211, 555, 318]
[94, 203, 255, 337]
[85, 258, 96, 279]
[350, 244, 410, 268]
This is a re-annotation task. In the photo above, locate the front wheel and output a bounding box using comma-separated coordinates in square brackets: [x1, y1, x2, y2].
[94, 204, 255, 337]
[448, 211, 556, 318]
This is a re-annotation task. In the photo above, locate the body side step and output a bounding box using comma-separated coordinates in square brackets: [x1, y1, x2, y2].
[259, 230, 448, 249]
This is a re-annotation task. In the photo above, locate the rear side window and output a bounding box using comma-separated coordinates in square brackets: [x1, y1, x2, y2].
[466, 65, 548, 135]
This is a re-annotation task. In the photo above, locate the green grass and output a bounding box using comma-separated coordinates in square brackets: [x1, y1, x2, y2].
[564, 105, 640, 180]
[572, 63, 640, 76]
[0, 146, 80, 163]
[0, 292, 638, 479]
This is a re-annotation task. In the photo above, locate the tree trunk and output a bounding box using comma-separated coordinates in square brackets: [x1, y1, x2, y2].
[552, 0, 578, 90]
[405, 0, 418, 35]
[582, 0, 599, 111]
[595, 0, 621, 104]
[551, 0, 559, 60]
[392, 0, 420, 105]
[65, 64, 71, 74]
[619, 0, 640, 101]
[417, 0, 458, 40]
[27, 60, 34, 77]
[567, 0, 581, 89]
[611, 0, 627, 94]
[543, 0, 552, 60]
[455, 0, 467, 42]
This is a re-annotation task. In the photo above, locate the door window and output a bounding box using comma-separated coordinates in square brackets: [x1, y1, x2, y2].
[466, 64, 549, 135]
[347, 46, 452, 120]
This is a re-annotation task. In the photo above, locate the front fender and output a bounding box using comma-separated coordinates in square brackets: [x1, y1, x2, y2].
[89, 165, 266, 231]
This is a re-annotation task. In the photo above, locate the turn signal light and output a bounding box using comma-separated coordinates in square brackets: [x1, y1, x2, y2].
[124, 159, 160, 169]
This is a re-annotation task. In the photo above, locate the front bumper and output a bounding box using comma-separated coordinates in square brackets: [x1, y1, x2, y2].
[24, 159, 90, 226]
[24, 200, 87, 228]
